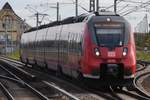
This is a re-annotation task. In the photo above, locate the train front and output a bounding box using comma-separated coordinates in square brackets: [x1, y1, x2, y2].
[82, 14, 136, 86]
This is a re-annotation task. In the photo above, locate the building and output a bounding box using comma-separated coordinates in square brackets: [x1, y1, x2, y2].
[0, 2, 30, 53]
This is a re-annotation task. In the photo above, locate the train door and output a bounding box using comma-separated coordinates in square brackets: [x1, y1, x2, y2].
[45, 27, 56, 70]
[35, 29, 47, 66]
[32, 31, 38, 65]
[59, 25, 70, 75]
[27, 32, 36, 64]
[45, 26, 62, 71]
[57, 25, 64, 72]
[61, 32, 74, 76]
[70, 33, 80, 77]
[43, 28, 49, 67]
[40, 29, 47, 67]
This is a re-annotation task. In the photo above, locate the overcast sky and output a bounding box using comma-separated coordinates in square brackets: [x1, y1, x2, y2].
[0, 0, 149, 29]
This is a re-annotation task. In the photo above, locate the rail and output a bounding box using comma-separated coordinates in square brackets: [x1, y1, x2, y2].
[0, 82, 15, 100]
[0, 58, 80, 100]
[3, 57, 150, 100]
[43, 81, 80, 100]
[0, 64, 50, 100]
[134, 72, 150, 99]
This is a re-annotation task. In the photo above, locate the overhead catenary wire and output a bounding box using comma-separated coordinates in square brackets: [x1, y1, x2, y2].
[105, 0, 122, 10]
[29, 1, 89, 23]
[24, 0, 150, 27]
[121, 0, 150, 16]
[120, 0, 144, 4]
[104, 0, 150, 15]
[25, 4, 50, 27]
[70, 0, 89, 12]
[117, 4, 129, 13]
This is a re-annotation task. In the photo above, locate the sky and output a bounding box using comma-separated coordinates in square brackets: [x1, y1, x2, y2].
[0, 0, 149, 29]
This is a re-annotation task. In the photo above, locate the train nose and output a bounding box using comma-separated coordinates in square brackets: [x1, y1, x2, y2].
[107, 65, 119, 76]
[106, 64, 119, 76]
[100, 64, 124, 79]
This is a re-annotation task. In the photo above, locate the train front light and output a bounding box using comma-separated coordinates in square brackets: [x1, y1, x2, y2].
[123, 47, 128, 56]
[94, 48, 100, 56]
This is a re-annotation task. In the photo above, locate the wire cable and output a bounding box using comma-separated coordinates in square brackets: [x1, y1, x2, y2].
[121, 0, 150, 16]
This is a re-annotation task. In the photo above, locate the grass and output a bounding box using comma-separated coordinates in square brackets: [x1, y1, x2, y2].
[136, 51, 150, 61]
[7, 49, 20, 60]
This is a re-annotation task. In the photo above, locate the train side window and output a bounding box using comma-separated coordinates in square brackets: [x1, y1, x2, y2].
[72, 34, 75, 52]
[54, 33, 58, 51]
[26, 42, 29, 49]
[69, 33, 72, 52]
[76, 34, 80, 53]
[75, 34, 78, 53]
[52, 32, 57, 51]
[29, 42, 31, 49]
[40, 40, 43, 49]
[45, 27, 56, 51]
[74, 33, 78, 53]
[73, 33, 76, 52]
[32, 42, 34, 49]
[73, 34, 76, 53]
[60, 33, 64, 53]
[79, 35, 83, 55]
[71, 33, 75, 52]
[67, 33, 70, 53]
[61, 30, 69, 53]
[39, 40, 41, 48]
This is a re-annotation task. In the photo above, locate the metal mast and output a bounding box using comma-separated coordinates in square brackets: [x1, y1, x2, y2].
[114, 0, 118, 14]
[90, 0, 95, 12]
[89, 0, 99, 12]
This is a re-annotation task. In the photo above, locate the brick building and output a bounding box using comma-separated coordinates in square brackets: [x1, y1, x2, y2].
[0, 2, 30, 53]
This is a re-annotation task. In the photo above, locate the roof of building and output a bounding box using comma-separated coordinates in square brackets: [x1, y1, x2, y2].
[2, 2, 13, 10]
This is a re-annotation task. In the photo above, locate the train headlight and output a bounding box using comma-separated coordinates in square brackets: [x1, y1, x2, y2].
[123, 47, 128, 56]
[107, 18, 111, 22]
[94, 48, 100, 56]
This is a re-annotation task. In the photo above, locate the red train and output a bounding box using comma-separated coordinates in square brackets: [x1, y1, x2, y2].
[20, 12, 136, 88]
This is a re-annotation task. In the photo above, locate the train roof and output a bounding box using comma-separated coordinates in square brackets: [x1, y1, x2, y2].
[24, 12, 120, 33]
[24, 13, 90, 33]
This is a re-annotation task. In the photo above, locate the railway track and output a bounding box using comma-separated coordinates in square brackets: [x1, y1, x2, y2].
[83, 82, 150, 100]
[134, 72, 150, 98]
[0, 57, 150, 100]
[134, 60, 150, 99]
[0, 57, 80, 100]
[0, 81, 15, 100]
[0, 64, 51, 100]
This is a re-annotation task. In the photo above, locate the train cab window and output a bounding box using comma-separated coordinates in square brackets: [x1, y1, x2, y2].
[94, 23, 124, 47]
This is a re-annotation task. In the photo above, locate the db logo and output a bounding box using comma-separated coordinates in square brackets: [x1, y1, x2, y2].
[108, 51, 116, 57]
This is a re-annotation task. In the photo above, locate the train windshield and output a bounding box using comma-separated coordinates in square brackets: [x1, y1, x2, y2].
[94, 23, 124, 47]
